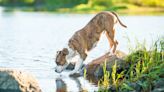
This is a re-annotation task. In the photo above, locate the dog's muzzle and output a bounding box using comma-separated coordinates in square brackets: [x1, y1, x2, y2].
[55, 62, 69, 73]
[55, 66, 64, 73]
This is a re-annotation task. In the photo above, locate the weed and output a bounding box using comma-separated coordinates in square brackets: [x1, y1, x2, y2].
[98, 37, 164, 91]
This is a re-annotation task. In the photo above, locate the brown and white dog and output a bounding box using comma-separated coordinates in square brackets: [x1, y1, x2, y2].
[55, 11, 127, 74]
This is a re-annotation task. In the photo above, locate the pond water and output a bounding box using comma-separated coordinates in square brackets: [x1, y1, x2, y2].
[0, 10, 163, 92]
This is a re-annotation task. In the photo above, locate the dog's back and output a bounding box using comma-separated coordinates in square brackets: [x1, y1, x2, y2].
[68, 11, 126, 60]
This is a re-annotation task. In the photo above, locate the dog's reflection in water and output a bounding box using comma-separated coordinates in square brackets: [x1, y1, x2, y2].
[55, 77, 88, 92]
[56, 78, 66, 92]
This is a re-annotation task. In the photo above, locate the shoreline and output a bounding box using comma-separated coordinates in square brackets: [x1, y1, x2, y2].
[1, 5, 164, 16]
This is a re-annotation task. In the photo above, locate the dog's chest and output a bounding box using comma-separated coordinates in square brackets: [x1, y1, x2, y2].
[66, 48, 81, 63]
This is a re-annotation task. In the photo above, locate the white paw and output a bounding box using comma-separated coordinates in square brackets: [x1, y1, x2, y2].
[69, 70, 77, 75]
[109, 52, 115, 56]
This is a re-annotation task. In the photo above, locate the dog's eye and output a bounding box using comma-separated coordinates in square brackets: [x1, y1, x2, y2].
[57, 51, 63, 56]
[57, 51, 62, 55]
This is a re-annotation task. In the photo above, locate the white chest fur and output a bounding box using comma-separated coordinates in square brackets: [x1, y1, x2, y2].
[65, 46, 83, 74]
[66, 47, 80, 63]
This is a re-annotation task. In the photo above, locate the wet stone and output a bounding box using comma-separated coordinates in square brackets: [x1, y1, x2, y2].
[0, 68, 42, 92]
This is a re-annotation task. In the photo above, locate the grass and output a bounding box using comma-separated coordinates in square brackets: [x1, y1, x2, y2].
[1, 2, 164, 15]
[98, 61, 125, 92]
[97, 37, 164, 92]
[83, 68, 87, 79]
[54, 3, 164, 15]
[98, 60, 110, 92]
[117, 3, 164, 15]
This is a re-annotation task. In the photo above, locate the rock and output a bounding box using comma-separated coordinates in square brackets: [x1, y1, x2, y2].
[84, 50, 127, 78]
[152, 78, 164, 92]
[0, 68, 42, 92]
[56, 78, 66, 92]
[128, 82, 142, 92]
[66, 62, 85, 71]
[65, 50, 127, 79]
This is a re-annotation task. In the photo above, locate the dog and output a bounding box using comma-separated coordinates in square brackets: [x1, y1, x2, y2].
[55, 11, 127, 75]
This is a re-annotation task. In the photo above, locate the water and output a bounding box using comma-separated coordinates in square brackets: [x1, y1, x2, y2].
[0, 10, 163, 92]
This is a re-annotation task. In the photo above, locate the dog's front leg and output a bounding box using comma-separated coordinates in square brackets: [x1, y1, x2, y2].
[69, 57, 83, 75]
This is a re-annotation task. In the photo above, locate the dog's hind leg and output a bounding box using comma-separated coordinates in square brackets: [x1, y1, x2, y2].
[105, 29, 117, 55]
[112, 39, 118, 54]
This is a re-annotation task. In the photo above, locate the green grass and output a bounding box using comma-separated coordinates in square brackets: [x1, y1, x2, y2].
[1, 1, 164, 15]
[98, 61, 125, 92]
[97, 37, 164, 92]
[54, 3, 164, 15]
[98, 60, 110, 92]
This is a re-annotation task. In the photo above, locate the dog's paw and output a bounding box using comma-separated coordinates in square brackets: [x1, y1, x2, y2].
[69, 72, 81, 77]
[69, 70, 76, 75]
[69, 70, 81, 77]
[108, 52, 116, 56]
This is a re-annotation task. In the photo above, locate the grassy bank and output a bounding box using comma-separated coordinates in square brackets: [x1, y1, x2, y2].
[0, 0, 164, 15]
[98, 38, 164, 92]
[55, 3, 164, 15]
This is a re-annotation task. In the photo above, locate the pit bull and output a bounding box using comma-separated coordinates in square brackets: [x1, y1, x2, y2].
[55, 11, 127, 75]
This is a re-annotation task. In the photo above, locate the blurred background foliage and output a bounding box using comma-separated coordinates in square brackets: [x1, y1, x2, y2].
[0, 0, 163, 13]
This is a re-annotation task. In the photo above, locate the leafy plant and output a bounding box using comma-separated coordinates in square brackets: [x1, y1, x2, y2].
[98, 60, 110, 91]
[98, 37, 164, 92]
[83, 68, 87, 78]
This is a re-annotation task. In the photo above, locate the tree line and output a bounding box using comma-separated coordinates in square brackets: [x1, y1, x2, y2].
[0, 0, 163, 11]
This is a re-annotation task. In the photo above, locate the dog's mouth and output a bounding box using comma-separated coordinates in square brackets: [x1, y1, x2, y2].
[55, 62, 69, 73]
[55, 66, 64, 73]
[55, 69, 63, 73]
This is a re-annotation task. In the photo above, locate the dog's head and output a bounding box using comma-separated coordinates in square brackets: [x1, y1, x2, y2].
[55, 48, 69, 73]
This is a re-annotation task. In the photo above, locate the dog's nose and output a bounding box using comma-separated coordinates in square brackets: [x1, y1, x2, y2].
[55, 69, 58, 72]
[55, 68, 62, 73]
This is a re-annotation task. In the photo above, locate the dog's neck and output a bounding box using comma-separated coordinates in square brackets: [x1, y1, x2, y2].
[64, 45, 77, 62]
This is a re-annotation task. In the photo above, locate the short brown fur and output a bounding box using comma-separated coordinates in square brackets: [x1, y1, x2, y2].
[68, 11, 126, 60]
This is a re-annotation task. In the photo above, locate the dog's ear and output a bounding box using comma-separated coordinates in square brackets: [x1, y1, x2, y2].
[62, 48, 69, 55]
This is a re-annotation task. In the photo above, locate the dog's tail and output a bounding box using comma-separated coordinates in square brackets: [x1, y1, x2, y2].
[111, 11, 127, 28]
